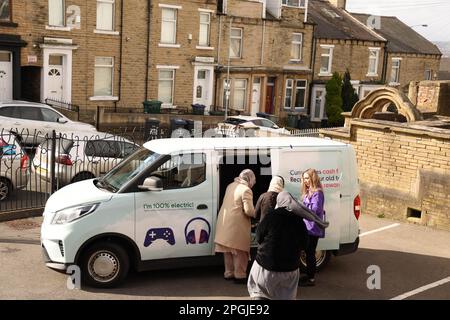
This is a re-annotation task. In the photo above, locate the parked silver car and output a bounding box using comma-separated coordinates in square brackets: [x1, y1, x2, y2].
[32, 132, 139, 187]
[0, 132, 29, 201]
[0, 100, 97, 146]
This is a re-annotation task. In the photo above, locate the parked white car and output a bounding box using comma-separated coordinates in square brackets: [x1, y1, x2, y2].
[0, 132, 29, 201]
[0, 100, 97, 146]
[32, 132, 139, 187]
[216, 116, 291, 137]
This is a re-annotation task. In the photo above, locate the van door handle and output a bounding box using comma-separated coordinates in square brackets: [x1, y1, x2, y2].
[197, 204, 208, 210]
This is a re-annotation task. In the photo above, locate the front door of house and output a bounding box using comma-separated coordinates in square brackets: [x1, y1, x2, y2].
[311, 87, 326, 121]
[0, 51, 13, 101]
[251, 78, 261, 116]
[265, 77, 276, 114]
[47, 55, 63, 101]
[194, 69, 210, 107]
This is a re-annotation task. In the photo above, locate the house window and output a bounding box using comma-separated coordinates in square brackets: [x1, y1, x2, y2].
[158, 69, 175, 105]
[233, 79, 247, 110]
[49, 0, 65, 27]
[424, 69, 432, 80]
[230, 28, 243, 58]
[94, 57, 114, 96]
[97, 0, 115, 31]
[284, 79, 307, 110]
[291, 33, 303, 61]
[199, 12, 210, 46]
[368, 48, 380, 76]
[319, 46, 333, 75]
[161, 8, 177, 44]
[390, 58, 401, 83]
[282, 0, 306, 8]
[0, 0, 11, 22]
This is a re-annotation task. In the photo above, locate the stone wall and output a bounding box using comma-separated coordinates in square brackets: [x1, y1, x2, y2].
[408, 81, 450, 116]
[320, 119, 450, 231]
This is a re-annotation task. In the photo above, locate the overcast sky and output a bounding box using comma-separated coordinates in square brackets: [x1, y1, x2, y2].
[346, 0, 450, 42]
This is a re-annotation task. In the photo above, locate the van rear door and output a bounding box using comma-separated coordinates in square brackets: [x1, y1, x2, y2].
[271, 147, 343, 250]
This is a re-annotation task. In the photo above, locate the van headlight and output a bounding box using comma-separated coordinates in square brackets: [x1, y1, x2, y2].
[51, 203, 99, 225]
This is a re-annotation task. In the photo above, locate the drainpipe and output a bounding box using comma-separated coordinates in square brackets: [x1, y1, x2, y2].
[308, 24, 317, 118]
[261, 20, 266, 65]
[145, 0, 152, 100]
[381, 42, 388, 84]
[115, 0, 124, 111]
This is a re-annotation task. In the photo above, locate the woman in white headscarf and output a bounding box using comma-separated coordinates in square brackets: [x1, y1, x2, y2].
[247, 191, 309, 300]
[254, 175, 285, 222]
[215, 169, 256, 284]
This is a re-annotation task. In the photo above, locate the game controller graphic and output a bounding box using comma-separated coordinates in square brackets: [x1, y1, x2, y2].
[144, 227, 176, 247]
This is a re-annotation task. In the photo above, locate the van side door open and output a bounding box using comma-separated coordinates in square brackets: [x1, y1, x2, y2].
[135, 151, 214, 261]
[271, 147, 343, 250]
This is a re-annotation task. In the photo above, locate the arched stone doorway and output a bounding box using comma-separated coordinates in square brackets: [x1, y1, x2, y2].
[350, 87, 423, 122]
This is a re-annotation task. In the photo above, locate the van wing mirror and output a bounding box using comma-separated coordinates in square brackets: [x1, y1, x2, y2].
[57, 118, 68, 124]
[138, 176, 163, 191]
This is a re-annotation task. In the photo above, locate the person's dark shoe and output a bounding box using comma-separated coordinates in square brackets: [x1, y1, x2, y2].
[224, 276, 235, 281]
[234, 278, 247, 284]
[299, 278, 315, 287]
[298, 274, 309, 282]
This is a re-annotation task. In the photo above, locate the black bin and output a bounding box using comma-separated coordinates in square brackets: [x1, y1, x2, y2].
[192, 104, 206, 115]
[144, 118, 160, 141]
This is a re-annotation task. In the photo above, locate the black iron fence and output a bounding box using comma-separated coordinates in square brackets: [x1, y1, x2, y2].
[0, 124, 334, 215]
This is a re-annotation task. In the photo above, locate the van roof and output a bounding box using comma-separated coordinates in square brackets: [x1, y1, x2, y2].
[143, 137, 348, 154]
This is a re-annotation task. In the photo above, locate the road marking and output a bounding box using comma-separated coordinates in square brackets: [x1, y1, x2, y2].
[390, 277, 450, 300]
[360, 223, 400, 237]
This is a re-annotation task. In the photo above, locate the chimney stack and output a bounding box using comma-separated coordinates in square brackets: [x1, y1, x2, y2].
[328, 0, 346, 9]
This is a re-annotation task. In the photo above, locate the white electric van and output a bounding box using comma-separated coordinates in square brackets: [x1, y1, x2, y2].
[41, 137, 361, 288]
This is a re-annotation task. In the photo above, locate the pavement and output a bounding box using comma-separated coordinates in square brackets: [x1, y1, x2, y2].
[0, 213, 449, 300]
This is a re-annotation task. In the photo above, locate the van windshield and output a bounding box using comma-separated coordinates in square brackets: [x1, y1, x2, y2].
[99, 147, 160, 192]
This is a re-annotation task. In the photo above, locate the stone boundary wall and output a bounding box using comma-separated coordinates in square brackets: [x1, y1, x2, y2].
[320, 119, 450, 231]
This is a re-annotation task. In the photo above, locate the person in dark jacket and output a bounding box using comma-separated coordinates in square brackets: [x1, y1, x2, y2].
[247, 191, 308, 300]
[254, 175, 284, 222]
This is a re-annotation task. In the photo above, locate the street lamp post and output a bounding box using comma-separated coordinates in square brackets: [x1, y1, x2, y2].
[409, 24, 428, 28]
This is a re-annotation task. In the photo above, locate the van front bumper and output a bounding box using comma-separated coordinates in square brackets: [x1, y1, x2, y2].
[334, 237, 359, 256]
[42, 243, 69, 272]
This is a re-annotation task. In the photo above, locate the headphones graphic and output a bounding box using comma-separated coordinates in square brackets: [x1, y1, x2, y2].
[184, 217, 211, 244]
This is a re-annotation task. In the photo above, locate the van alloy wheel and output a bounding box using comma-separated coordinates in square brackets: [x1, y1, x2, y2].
[299, 250, 331, 272]
[87, 250, 120, 283]
[81, 242, 129, 288]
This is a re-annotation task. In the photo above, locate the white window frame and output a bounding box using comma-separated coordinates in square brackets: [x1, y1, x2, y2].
[319, 45, 334, 76]
[389, 58, 401, 85]
[157, 67, 177, 106]
[160, 7, 178, 45]
[230, 27, 243, 59]
[282, 0, 306, 8]
[96, 0, 115, 32]
[284, 79, 307, 110]
[290, 33, 303, 62]
[424, 69, 432, 80]
[233, 79, 247, 110]
[93, 56, 114, 99]
[198, 12, 211, 47]
[367, 47, 381, 77]
[48, 0, 65, 27]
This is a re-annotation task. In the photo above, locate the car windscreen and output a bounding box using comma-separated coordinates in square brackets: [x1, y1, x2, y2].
[100, 147, 160, 192]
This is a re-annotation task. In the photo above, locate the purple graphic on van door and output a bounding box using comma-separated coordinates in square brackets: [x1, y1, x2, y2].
[184, 217, 211, 244]
[143, 228, 175, 247]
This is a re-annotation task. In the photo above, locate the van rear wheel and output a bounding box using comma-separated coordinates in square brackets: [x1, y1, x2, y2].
[80, 242, 129, 288]
[299, 250, 331, 273]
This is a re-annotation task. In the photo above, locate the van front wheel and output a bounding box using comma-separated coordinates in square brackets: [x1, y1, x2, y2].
[299, 250, 331, 273]
[81, 242, 129, 288]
